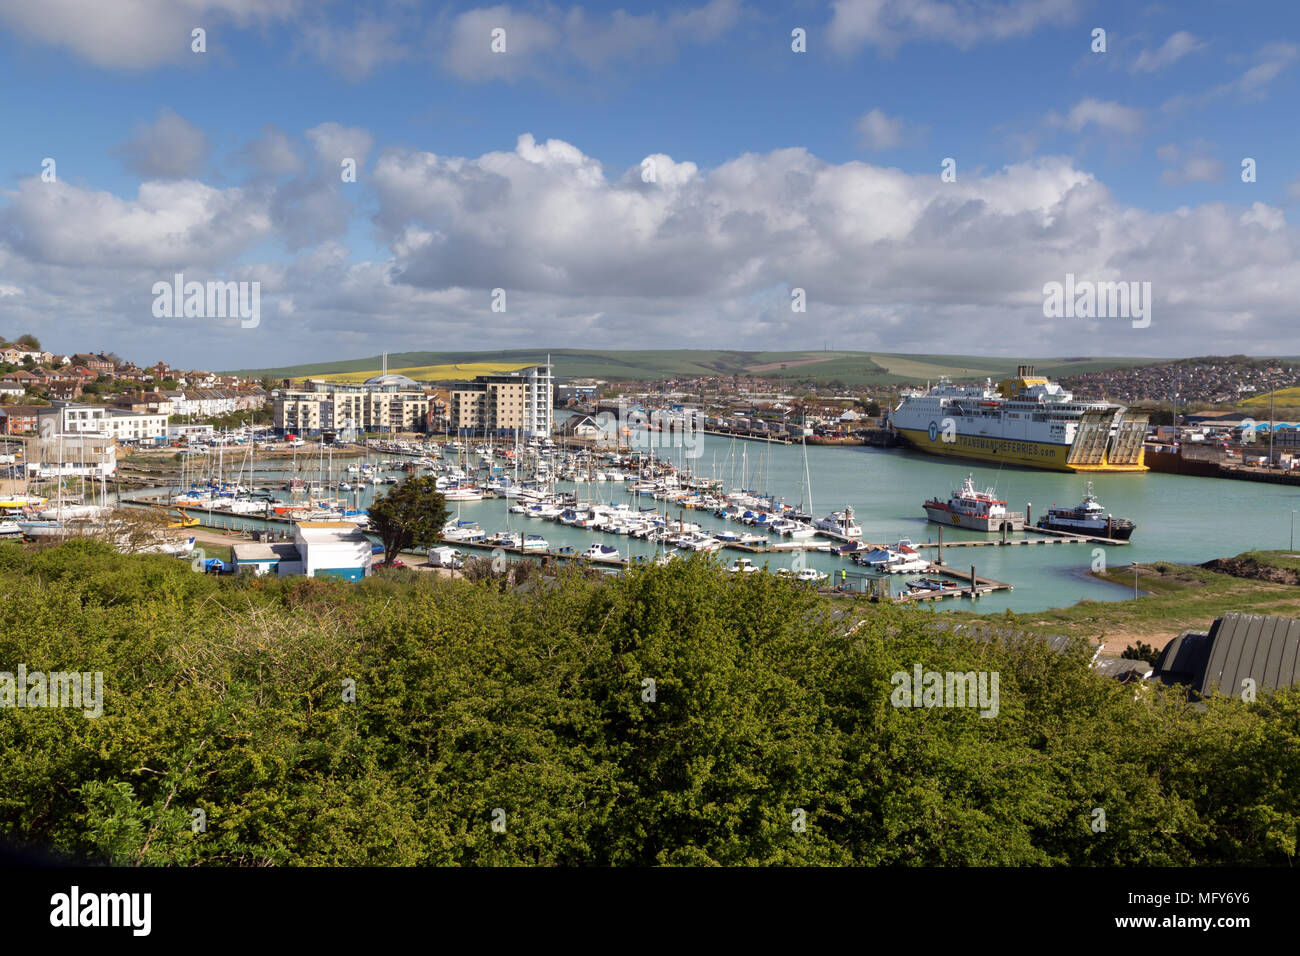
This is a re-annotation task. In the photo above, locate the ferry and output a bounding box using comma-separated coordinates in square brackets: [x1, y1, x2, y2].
[889, 366, 1148, 472]
[923, 475, 1025, 532]
[1036, 482, 1136, 540]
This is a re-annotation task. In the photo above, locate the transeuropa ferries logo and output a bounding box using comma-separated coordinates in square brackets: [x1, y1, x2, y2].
[928, 420, 939, 442]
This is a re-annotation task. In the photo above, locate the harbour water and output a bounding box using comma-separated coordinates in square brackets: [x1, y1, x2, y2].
[131, 435, 1300, 614]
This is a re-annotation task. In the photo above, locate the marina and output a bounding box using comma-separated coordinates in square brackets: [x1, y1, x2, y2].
[14, 415, 1277, 613]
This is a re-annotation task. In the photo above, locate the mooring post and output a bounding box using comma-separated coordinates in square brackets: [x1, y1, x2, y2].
[970, 564, 977, 597]
[937, 524, 943, 565]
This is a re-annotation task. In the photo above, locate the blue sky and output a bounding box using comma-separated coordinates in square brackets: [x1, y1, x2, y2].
[1, 0, 1298, 369]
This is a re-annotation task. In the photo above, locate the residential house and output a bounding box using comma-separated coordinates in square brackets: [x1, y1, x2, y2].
[0, 405, 42, 435]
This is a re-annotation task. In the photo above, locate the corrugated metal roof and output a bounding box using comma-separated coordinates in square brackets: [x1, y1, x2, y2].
[1154, 629, 1212, 688]
[1199, 613, 1300, 697]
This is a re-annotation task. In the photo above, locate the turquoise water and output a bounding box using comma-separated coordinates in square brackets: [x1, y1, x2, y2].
[159, 437, 1300, 613]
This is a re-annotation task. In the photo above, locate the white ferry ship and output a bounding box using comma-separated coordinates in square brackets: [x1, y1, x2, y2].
[888, 366, 1148, 472]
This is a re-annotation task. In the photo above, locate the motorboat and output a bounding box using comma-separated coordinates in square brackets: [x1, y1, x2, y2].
[814, 505, 862, 541]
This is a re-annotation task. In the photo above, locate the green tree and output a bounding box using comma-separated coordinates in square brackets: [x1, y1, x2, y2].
[16, 333, 40, 349]
[1124, 641, 1161, 666]
[366, 475, 448, 566]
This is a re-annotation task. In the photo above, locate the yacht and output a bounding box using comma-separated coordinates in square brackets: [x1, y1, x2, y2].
[813, 505, 862, 541]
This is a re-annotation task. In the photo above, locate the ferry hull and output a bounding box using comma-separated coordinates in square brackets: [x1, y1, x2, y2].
[895, 428, 1147, 473]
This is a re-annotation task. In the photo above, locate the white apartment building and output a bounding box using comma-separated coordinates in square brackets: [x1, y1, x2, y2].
[39, 402, 167, 443]
[273, 375, 430, 435]
[450, 364, 553, 438]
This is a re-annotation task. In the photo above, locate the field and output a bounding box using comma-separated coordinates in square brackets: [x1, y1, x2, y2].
[319, 362, 535, 383]
[230, 349, 1157, 386]
[960, 550, 1300, 655]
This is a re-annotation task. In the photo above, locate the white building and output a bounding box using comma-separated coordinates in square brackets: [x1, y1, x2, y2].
[168, 424, 215, 442]
[105, 409, 168, 443]
[292, 522, 373, 581]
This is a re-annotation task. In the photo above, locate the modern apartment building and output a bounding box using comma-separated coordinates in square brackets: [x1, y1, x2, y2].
[449, 364, 553, 439]
[36, 402, 168, 443]
[273, 375, 430, 435]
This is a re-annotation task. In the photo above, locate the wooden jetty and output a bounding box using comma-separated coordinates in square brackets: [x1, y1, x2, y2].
[891, 562, 1012, 603]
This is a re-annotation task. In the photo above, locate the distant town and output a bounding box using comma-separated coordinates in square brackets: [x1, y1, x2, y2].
[6, 337, 1300, 452]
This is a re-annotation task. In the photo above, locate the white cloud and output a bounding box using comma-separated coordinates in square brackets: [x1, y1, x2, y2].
[857, 109, 906, 150]
[1157, 143, 1223, 185]
[117, 108, 211, 179]
[298, 16, 408, 81]
[1052, 98, 1143, 134]
[439, 0, 740, 81]
[1163, 42, 1299, 112]
[4, 130, 1300, 366]
[1131, 31, 1205, 72]
[238, 125, 306, 180]
[827, 0, 1077, 55]
[0, 178, 269, 267]
[0, 0, 299, 69]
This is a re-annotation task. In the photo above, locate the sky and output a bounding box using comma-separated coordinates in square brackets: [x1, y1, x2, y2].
[0, 0, 1298, 370]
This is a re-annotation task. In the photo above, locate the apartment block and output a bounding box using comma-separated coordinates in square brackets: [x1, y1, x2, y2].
[273, 374, 430, 435]
[449, 365, 553, 438]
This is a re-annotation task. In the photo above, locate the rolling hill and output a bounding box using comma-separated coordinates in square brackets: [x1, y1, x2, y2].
[229, 349, 1157, 386]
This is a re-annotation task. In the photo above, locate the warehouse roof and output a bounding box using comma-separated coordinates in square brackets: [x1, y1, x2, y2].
[1155, 613, 1300, 697]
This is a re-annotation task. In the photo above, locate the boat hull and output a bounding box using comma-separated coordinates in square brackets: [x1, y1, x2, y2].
[894, 427, 1147, 473]
[923, 503, 1025, 532]
[1037, 518, 1135, 541]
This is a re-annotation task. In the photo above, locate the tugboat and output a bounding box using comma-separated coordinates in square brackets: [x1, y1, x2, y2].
[923, 474, 1025, 531]
[1035, 482, 1135, 540]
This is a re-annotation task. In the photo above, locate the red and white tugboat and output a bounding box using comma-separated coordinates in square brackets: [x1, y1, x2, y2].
[923, 474, 1025, 532]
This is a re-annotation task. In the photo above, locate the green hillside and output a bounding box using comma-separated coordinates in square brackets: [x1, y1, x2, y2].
[229, 349, 1157, 386]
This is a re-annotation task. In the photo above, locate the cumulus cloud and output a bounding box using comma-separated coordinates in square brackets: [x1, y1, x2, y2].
[0, 0, 299, 69]
[1050, 98, 1143, 134]
[3, 130, 1300, 366]
[116, 108, 211, 179]
[0, 178, 269, 267]
[298, 16, 408, 81]
[857, 109, 906, 149]
[439, 0, 740, 81]
[827, 0, 1077, 55]
[1157, 143, 1223, 185]
[238, 125, 306, 180]
[1131, 31, 1205, 72]
[261, 123, 374, 252]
